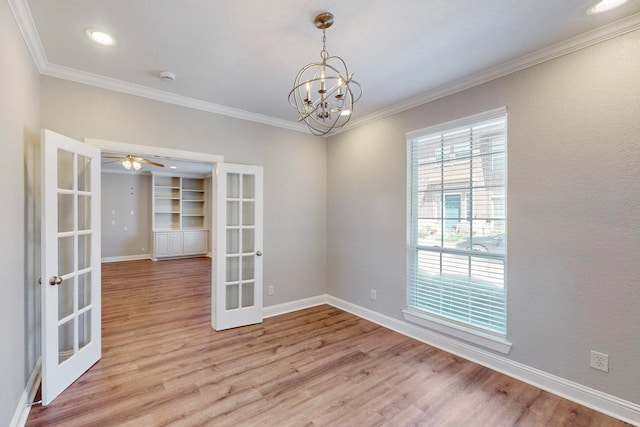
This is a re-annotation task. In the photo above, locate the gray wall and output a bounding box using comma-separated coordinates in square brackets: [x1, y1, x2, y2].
[40, 76, 328, 307]
[0, 1, 41, 426]
[5, 2, 638, 422]
[327, 29, 640, 403]
[101, 172, 152, 259]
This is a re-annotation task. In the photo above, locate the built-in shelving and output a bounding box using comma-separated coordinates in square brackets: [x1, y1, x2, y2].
[152, 173, 209, 260]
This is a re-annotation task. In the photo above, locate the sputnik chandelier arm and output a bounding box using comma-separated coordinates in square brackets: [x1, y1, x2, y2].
[288, 12, 362, 136]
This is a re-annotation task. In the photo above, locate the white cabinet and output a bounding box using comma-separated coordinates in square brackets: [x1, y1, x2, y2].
[152, 173, 209, 260]
[154, 232, 184, 259]
[153, 231, 208, 260]
[183, 231, 208, 255]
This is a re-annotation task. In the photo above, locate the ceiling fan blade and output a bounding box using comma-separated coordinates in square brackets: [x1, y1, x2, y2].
[139, 158, 164, 167]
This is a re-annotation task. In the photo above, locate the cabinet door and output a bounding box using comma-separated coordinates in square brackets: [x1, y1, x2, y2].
[155, 233, 170, 258]
[184, 231, 208, 255]
[169, 232, 184, 256]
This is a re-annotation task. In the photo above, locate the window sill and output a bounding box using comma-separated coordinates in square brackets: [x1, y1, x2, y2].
[402, 308, 512, 355]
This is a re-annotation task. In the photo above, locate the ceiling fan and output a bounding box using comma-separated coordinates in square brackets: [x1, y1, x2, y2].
[103, 154, 164, 170]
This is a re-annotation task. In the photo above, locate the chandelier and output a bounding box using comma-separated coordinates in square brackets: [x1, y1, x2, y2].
[288, 12, 362, 136]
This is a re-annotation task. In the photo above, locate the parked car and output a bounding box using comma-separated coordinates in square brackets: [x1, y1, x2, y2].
[456, 234, 505, 252]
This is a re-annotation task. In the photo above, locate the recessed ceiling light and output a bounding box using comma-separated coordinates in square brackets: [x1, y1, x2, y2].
[170, 165, 177, 169]
[587, 0, 628, 14]
[85, 29, 116, 46]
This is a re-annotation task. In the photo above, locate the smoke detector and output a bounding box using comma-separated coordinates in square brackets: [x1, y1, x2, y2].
[159, 71, 176, 82]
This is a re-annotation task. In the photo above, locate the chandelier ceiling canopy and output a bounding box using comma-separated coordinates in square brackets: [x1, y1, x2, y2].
[288, 12, 362, 136]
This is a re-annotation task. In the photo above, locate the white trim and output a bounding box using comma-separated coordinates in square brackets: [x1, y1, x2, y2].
[349, 13, 640, 131]
[15, 299, 639, 425]
[101, 254, 151, 263]
[7, 0, 46, 72]
[101, 169, 149, 176]
[9, 0, 640, 135]
[324, 295, 640, 426]
[263, 295, 327, 319]
[43, 64, 308, 133]
[85, 139, 224, 164]
[9, 358, 41, 427]
[402, 308, 512, 354]
[405, 107, 508, 140]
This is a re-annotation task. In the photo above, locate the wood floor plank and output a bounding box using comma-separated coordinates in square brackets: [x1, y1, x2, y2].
[26, 257, 632, 427]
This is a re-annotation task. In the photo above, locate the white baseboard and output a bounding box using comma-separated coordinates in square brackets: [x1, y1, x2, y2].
[10, 357, 41, 427]
[324, 295, 640, 427]
[17, 298, 638, 426]
[263, 295, 327, 319]
[101, 254, 152, 263]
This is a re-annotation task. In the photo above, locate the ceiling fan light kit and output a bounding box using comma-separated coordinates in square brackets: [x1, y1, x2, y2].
[288, 12, 362, 136]
[104, 154, 165, 171]
[122, 157, 142, 170]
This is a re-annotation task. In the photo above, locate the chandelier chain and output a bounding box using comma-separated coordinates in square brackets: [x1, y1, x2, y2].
[320, 29, 329, 61]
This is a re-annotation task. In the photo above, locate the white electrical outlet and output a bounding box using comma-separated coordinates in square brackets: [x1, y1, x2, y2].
[590, 350, 609, 372]
[370, 289, 377, 300]
[268, 286, 274, 296]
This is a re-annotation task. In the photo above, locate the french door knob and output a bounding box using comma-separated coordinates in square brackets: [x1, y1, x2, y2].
[256, 251, 263, 256]
[49, 276, 63, 286]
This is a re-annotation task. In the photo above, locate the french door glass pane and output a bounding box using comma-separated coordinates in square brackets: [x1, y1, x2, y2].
[58, 194, 74, 233]
[226, 229, 239, 254]
[226, 284, 239, 310]
[242, 229, 255, 253]
[58, 320, 74, 364]
[58, 278, 74, 320]
[78, 234, 91, 271]
[242, 256, 254, 280]
[57, 149, 74, 190]
[78, 195, 91, 231]
[242, 202, 255, 226]
[226, 256, 239, 282]
[77, 155, 91, 192]
[242, 283, 254, 307]
[78, 311, 91, 350]
[78, 272, 91, 310]
[227, 173, 240, 198]
[242, 174, 255, 198]
[58, 236, 74, 277]
[227, 201, 239, 226]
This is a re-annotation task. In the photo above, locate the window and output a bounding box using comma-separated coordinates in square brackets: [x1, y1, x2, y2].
[406, 109, 508, 346]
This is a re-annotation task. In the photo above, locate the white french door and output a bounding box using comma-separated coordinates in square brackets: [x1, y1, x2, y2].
[213, 163, 263, 330]
[41, 129, 102, 405]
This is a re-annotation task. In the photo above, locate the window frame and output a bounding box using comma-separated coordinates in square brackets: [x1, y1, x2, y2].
[404, 107, 511, 354]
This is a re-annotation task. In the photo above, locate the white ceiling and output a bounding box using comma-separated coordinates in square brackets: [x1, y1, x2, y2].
[14, 0, 639, 174]
[12, 0, 640, 133]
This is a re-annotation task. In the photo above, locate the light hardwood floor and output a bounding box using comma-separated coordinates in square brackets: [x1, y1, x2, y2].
[27, 257, 630, 426]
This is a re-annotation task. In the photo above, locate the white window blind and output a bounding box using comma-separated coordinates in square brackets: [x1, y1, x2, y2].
[406, 110, 507, 336]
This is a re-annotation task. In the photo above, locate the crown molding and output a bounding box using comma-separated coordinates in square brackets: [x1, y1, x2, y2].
[8, 0, 47, 71]
[41, 63, 308, 133]
[350, 12, 640, 130]
[9, 0, 640, 137]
